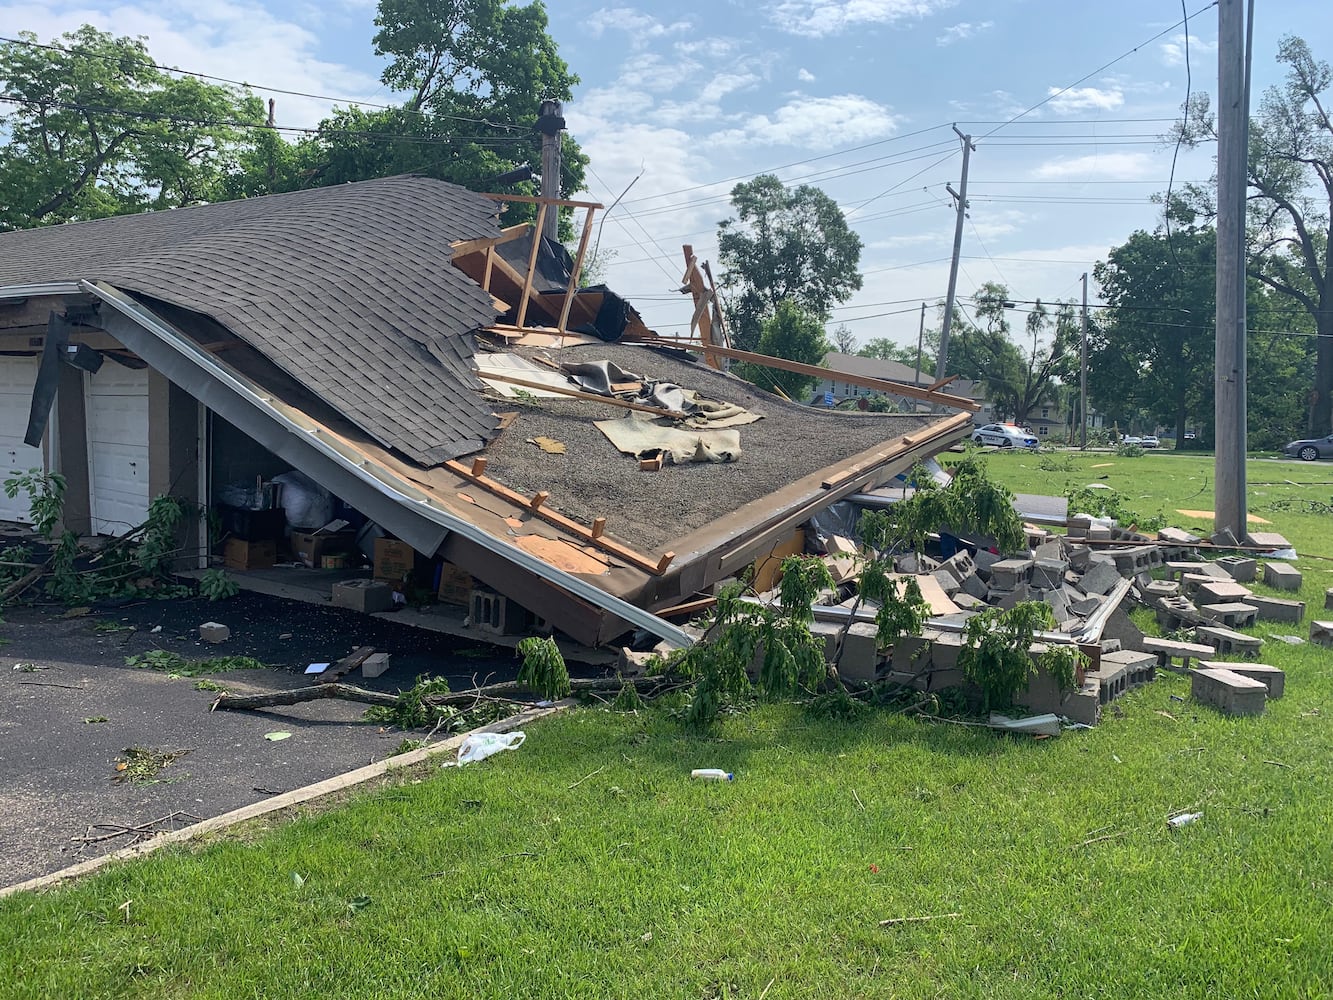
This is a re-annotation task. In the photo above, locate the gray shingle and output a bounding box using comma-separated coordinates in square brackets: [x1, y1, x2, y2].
[0, 175, 504, 465]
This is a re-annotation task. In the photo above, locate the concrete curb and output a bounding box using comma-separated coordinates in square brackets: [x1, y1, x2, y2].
[1, 701, 569, 899]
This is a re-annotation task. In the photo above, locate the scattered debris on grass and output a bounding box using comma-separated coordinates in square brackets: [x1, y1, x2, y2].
[71, 810, 201, 849]
[82, 716, 109, 724]
[125, 650, 265, 676]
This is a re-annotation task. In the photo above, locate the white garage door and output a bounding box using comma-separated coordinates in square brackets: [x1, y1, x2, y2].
[87, 365, 150, 536]
[0, 357, 44, 525]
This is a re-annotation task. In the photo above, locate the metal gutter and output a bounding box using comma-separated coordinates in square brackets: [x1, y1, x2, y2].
[81, 280, 695, 649]
[0, 282, 82, 299]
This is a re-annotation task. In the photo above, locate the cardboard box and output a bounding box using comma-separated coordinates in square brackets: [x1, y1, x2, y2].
[331, 579, 394, 614]
[223, 537, 276, 570]
[292, 529, 354, 568]
[374, 537, 417, 583]
[437, 561, 474, 606]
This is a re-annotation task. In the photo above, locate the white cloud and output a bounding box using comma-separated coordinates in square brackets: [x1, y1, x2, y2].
[797, 67, 816, 82]
[936, 20, 993, 46]
[712, 94, 901, 148]
[587, 7, 690, 49]
[1045, 85, 1124, 114]
[768, 0, 955, 38]
[1160, 33, 1217, 67]
[0, 1, 383, 130]
[1032, 152, 1155, 181]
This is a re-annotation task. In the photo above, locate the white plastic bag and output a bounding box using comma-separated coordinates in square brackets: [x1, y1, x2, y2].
[455, 731, 526, 766]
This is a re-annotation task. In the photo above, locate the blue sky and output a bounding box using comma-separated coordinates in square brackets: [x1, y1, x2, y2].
[4, 0, 1331, 346]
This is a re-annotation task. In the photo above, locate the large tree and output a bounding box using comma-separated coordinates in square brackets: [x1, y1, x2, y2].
[1176, 35, 1333, 434]
[717, 174, 863, 352]
[735, 299, 831, 400]
[0, 26, 262, 231]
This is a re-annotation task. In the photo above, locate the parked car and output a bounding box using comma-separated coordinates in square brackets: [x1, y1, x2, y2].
[1284, 433, 1333, 461]
[971, 423, 1039, 449]
[1122, 435, 1142, 446]
[1141, 435, 1160, 448]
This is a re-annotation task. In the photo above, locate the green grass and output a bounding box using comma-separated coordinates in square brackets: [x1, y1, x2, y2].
[2, 453, 1333, 998]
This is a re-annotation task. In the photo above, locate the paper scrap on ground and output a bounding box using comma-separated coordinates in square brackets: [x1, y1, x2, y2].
[1175, 509, 1273, 524]
[304, 662, 330, 675]
[529, 436, 566, 454]
[264, 731, 292, 741]
[595, 413, 741, 464]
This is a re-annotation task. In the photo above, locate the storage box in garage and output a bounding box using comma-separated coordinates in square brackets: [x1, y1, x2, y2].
[223, 537, 276, 570]
[217, 505, 286, 543]
[331, 579, 394, 614]
[436, 561, 474, 606]
[292, 529, 354, 568]
[373, 537, 418, 583]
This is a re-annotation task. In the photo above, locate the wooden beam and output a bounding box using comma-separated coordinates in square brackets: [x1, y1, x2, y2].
[481, 192, 604, 210]
[515, 203, 546, 330]
[450, 224, 530, 257]
[476, 370, 687, 419]
[636, 338, 981, 412]
[443, 459, 674, 575]
[557, 206, 597, 335]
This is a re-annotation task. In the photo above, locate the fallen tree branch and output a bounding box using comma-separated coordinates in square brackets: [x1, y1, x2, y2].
[879, 913, 962, 927]
[210, 683, 400, 712]
[1, 566, 44, 603]
[422, 674, 684, 708]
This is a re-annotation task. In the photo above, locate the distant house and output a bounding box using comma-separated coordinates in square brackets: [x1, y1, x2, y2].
[813, 352, 995, 422]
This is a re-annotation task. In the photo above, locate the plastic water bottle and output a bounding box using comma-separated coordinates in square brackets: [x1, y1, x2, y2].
[1167, 811, 1202, 829]
[691, 768, 734, 781]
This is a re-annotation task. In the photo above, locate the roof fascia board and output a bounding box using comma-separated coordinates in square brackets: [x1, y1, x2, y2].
[82, 280, 695, 649]
[0, 281, 82, 299]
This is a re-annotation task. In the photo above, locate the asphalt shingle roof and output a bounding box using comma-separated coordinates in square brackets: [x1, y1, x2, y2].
[0, 176, 504, 465]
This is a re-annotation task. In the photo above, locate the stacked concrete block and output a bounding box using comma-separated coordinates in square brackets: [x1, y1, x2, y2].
[988, 558, 1033, 592]
[1263, 562, 1303, 591]
[1066, 516, 1092, 539]
[1099, 649, 1158, 692]
[839, 622, 881, 683]
[1031, 558, 1067, 591]
[1198, 602, 1258, 628]
[1215, 555, 1257, 583]
[926, 635, 966, 691]
[1191, 667, 1267, 716]
[1198, 660, 1284, 699]
[1246, 594, 1306, 623]
[1311, 621, 1333, 649]
[1196, 579, 1254, 605]
[1144, 579, 1182, 603]
[1195, 625, 1263, 658]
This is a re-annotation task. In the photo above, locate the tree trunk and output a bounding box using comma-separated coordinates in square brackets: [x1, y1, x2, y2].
[1313, 304, 1333, 435]
[1175, 396, 1187, 448]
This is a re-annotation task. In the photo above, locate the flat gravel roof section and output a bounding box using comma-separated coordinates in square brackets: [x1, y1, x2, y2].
[480, 343, 940, 550]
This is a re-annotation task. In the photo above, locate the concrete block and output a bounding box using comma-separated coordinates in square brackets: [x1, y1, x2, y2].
[1088, 525, 1112, 541]
[1159, 526, 1201, 545]
[989, 558, 1033, 591]
[1100, 606, 1145, 652]
[1045, 588, 1071, 624]
[1311, 621, 1333, 649]
[1198, 660, 1284, 699]
[839, 622, 880, 683]
[952, 592, 988, 610]
[1141, 636, 1216, 670]
[995, 582, 1030, 609]
[927, 635, 963, 671]
[940, 550, 978, 584]
[1165, 561, 1214, 581]
[1067, 545, 1092, 572]
[1197, 579, 1254, 605]
[1215, 555, 1257, 583]
[1325, 587, 1333, 611]
[360, 652, 392, 679]
[1144, 580, 1181, 604]
[1071, 596, 1104, 617]
[470, 587, 529, 635]
[1066, 516, 1092, 539]
[331, 578, 394, 614]
[973, 548, 1002, 578]
[1061, 679, 1101, 726]
[927, 667, 966, 691]
[1099, 648, 1157, 689]
[960, 571, 989, 601]
[617, 648, 658, 676]
[1034, 541, 1064, 562]
[1191, 667, 1266, 716]
[1032, 559, 1067, 590]
[1246, 594, 1305, 623]
[893, 553, 938, 575]
[891, 635, 931, 676]
[809, 621, 844, 664]
[932, 570, 961, 597]
[1081, 561, 1124, 596]
[1195, 625, 1263, 658]
[1198, 602, 1257, 628]
[1263, 562, 1303, 591]
[198, 622, 230, 643]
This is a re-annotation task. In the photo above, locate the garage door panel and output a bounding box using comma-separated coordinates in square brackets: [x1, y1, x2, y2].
[87, 367, 150, 536]
[0, 357, 42, 524]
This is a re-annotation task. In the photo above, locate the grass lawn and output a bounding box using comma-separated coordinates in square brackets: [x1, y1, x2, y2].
[2, 453, 1333, 998]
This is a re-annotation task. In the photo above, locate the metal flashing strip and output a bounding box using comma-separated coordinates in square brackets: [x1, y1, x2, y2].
[0, 282, 82, 299]
[82, 280, 694, 649]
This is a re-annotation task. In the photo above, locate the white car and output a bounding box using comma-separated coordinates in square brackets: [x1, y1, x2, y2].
[1141, 435, 1160, 449]
[1122, 435, 1143, 446]
[971, 423, 1039, 449]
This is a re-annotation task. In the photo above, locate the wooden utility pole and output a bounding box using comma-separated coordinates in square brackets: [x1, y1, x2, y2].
[1080, 272, 1089, 449]
[536, 100, 564, 243]
[935, 127, 975, 381]
[913, 302, 927, 413]
[1214, 0, 1250, 540]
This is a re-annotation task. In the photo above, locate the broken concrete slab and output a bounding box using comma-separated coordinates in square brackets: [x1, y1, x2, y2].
[199, 622, 230, 643]
[1100, 606, 1145, 653]
[1066, 544, 1092, 572]
[1080, 561, 1123, 597]
[960, 572, 990, 601]
[1198, 660, 1284, 699]
[1071, 595, 1104, 617]
[932, 570, 962, 597]
[1263, 562, 1303, 591]
[1246, 594, 1306, 623]
[1311, 621, 1333, 649]
[1144, 579, 1181, 603]
[1191, 667, 1266, 716]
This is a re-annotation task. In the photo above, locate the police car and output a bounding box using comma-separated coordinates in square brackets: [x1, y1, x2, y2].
[971, 423, 1040, 449]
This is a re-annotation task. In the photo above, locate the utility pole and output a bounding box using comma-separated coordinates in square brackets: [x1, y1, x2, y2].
[536, 99, 565, 243]
[913, 301, 927, 413]
[935, 126, 975, 382]
[1080, 272, 1089, 450]
[1214, 0, 1251, 541]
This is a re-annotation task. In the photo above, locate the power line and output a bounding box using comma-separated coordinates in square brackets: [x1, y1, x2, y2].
[0, 31, 523, 132]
